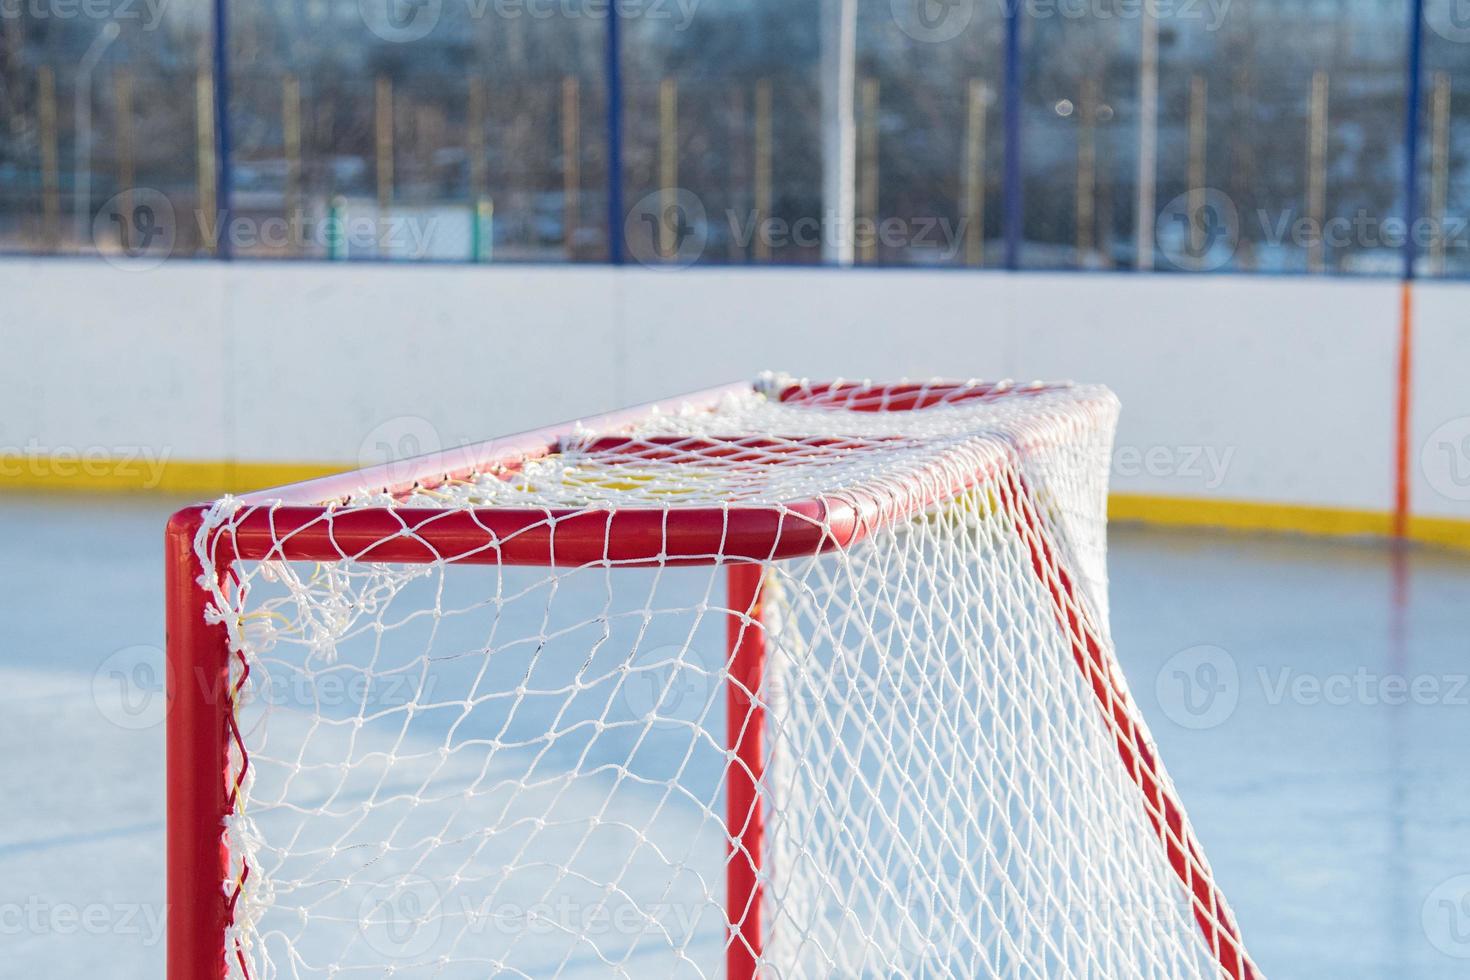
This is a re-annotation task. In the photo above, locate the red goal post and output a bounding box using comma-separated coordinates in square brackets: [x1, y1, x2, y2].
[166, 377, 1260, 980]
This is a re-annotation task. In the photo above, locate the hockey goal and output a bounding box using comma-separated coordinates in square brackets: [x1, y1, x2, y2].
[166, 376, 1259, 980]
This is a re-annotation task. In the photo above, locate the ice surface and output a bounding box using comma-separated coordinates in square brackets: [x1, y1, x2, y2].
[1, 495, 1468, 978]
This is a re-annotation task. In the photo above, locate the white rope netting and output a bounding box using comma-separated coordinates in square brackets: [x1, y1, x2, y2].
[191, 377, 1252, 979]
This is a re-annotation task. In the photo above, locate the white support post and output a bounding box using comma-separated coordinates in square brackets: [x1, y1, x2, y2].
[1134, 0, 1159, 271]
[820, 0, 857, 266]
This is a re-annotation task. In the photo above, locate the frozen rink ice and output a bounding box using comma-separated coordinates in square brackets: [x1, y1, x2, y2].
[2, 494, 1468, 978]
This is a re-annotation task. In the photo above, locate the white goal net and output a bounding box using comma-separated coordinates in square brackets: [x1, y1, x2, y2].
[178, 376, 1257, 980]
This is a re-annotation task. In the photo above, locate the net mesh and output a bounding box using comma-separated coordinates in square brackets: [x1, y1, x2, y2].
[190, 377, 1255, 979]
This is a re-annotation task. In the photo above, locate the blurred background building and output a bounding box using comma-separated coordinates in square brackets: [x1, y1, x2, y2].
[1, 0, 1465, 274]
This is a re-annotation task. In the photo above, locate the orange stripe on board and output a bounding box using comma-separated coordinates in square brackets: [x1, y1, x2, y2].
[1394, 281, 1414, 539]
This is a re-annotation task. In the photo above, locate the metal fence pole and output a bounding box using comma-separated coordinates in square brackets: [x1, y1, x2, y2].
[212, 0, 234, 258]
[1002, 0, 1022, 271]
[606, 8, 624, 265]
[1401, 0, 1426, 282]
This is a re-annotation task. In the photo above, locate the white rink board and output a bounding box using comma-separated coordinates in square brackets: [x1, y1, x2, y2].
[1, 258, 1466, 522]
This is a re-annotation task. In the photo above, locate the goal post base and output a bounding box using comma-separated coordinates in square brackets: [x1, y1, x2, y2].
[164, 377, 1259, 980]
[165, 507, 232, 980]
[725, 561, 766, 980]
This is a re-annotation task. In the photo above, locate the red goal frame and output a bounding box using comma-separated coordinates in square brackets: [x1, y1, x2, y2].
[166, 379, 1258, 980]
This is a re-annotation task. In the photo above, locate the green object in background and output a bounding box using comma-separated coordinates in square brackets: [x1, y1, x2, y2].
[473, 197, 493, 263]
[326, 196, 347, 260]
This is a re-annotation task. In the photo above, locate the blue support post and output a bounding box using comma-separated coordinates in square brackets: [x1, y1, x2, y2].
[212, 0, 234, 259]
[1401, 0, 1426, 281]
[1002, 0, 1023, 271]
[606, 7, 625, 265]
